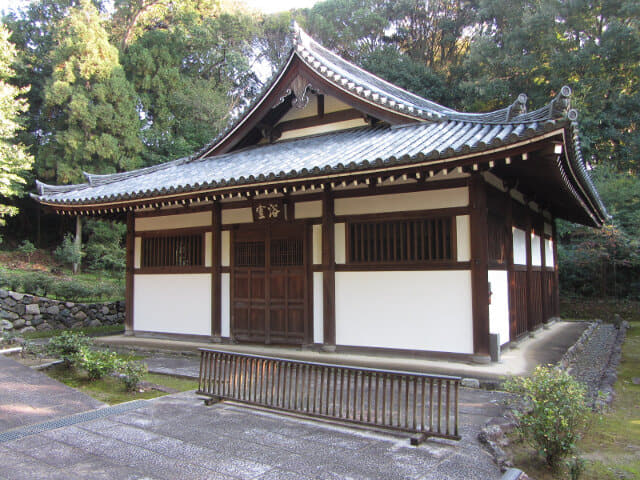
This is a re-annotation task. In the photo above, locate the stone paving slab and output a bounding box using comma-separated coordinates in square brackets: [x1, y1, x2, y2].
[0, 355, 104, 433]
[0, 389, 506, 479]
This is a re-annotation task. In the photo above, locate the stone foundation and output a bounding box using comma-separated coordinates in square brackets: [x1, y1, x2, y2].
[0, 289, 124, 335]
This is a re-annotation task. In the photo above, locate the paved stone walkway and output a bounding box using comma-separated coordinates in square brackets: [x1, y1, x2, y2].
[0, 355, 104, 433]
[0, 388, 506, 480]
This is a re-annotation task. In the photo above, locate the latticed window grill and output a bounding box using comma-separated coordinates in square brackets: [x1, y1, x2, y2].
[234, 241, 265, 267]
[141, 234, 203, 268]
[348, 217, 453, 263]
[271, 239, 304, 266]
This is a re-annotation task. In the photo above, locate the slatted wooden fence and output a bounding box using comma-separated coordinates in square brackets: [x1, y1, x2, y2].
[197, 349, 461, 444]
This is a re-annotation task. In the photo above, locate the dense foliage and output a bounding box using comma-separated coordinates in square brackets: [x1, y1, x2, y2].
[0, 0, 637, 296]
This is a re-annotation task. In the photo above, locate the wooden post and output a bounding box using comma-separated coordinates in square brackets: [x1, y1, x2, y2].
[505, 192, 515, 341]
[211, 203, 222, 342]
[552, 219, 560, 319]
[72, 215, 82, 274]
[322, 186, 336, 351]
[124, 212, 134, 335]
[469, 174, 490, 358]
[525, 208, 534, 332]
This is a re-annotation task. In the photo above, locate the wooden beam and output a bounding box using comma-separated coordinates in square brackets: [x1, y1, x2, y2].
[124, 212, 134, 334]
[322, 186, 336, 350]
[469, 174, 490, 357]
[211, 202, 222, 341]
[525, 207, 534, 332]
[505, 193, 515, 341]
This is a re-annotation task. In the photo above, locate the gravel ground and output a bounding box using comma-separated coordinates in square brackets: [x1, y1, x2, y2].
[567, 322, 618, 403]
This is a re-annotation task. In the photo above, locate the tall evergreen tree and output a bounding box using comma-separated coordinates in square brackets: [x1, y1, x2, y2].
[40, 0, 142, 183]
[0, 24, 34, 232]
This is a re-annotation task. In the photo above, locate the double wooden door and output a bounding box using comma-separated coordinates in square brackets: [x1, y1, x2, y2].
[231, 224, 308, 345]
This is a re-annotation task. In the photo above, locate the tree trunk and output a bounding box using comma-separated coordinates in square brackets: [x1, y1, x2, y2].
[73, 216, 82, 275]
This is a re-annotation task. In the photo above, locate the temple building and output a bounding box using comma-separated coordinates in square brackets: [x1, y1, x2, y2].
[33, 24, 607, 362]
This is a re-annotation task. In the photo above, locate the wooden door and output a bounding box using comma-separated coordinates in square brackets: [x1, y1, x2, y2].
[232, 224, 307, 344]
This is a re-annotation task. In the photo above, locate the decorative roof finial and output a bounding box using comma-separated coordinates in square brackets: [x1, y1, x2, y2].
[550, 85, 572, 119]
[507, 93, 528, 120]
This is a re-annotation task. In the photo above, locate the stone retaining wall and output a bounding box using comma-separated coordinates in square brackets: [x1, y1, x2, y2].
[0, 290, 124, 335]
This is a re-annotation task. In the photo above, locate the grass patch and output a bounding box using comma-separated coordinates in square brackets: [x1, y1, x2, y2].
[21, 324, 124, 340]
[505, 321, 640, 479]
[46, 364, 198, 405]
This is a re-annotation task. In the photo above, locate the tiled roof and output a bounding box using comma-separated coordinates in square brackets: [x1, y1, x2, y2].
[36, 118, 558, 202]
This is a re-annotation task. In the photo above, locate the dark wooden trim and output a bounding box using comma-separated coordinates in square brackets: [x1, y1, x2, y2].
[125, 212, 134, 333]
[333, 262, 471, 272]
[322, 188, 336, 347]
[305, 222, 314, 345]
[211, 203, 222, 340]
[487, 262, 508, 270]
[506, 192, 516, 341]
[332, 177, 469, 199]
[469, 174, 490, 356]
[276, 108, 363, 133]
[221, 266, 231, 273]
[135, 226, 212, 237]
[134, 266, 212, 274]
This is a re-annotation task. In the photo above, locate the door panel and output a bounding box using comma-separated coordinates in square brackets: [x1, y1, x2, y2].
[232, 225, 308, 345]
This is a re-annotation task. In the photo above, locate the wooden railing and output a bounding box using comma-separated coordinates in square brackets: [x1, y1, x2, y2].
[197, 349, 461, 444]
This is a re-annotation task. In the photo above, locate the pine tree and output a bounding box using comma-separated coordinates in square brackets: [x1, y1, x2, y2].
[40, 0, 142, 184]
[0, 24, 33, 230]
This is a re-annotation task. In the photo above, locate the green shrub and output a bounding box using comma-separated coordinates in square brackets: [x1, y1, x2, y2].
[84, 220, 126, 272]
[119, 360, 147, 391]
[19, 271, 54, 297]
[505, 365, 590, 469]
[54, 233, 82, 268]
[17, 240, 36, 262]
[73, 347, 123, 381]
[47, 331, 92, 366]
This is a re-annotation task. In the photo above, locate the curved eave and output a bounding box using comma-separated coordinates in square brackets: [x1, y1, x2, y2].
[35, 126, 567, 212]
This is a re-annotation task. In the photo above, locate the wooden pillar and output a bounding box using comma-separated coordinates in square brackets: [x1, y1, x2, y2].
[322, 187, 336, 350]
[505, 192, 515, 340]
[525, 207, 534, 332]
[211, 203, 222, 341]
[552, 219, 560, 318]
[469, 174, 490, 357]
[124, 212, 134, 335]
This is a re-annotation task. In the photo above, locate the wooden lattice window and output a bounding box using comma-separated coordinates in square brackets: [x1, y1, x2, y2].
[348, 217, 454, 264]
[488, 212, 508, 265]
[234, 241, 265, 267]
[141, 234, 203, 268]
[271, 239, 304, 266]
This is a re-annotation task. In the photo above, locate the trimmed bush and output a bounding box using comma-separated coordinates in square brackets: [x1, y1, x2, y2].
[47, 331, 92, 366]
[119, 361, 147, 391]
[17, 240, 36, 262]
[504, 365, 590, 469]
[73, 347, 122, 381]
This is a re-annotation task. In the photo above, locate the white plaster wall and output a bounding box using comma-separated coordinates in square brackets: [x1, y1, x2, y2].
[334, 188, 468, 216]
[221, 231, 230, 267]
[295, 200, 322, 219]
[334, 223, 346, 264]
[279, 119, 368, 140]
[513, 228, 527, 265]
[488, 270, 510, 345]
[204, 232, 212, 267]
[456, 215, 471, 262]
[221, 273, 230, 337]
[531, 234, 542, 267]
[313, 272, 323, 344]
[135, 211, 211, 231]
[134, 237, 141, 269]
[222, 208, 252, 225]
[335, 271, 473, 353]
[545, 239, 554, 267]
[312, 224, 322, 265]
[134, 274, 211, 336]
